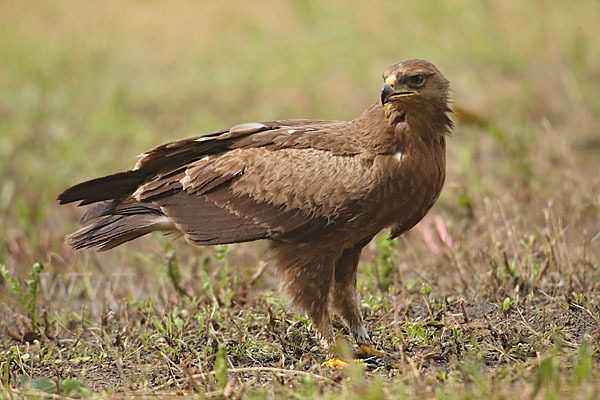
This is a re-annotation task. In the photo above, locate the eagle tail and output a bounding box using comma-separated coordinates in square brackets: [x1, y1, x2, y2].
[57, 170, 144, 206]
[66, 210, 174, 251]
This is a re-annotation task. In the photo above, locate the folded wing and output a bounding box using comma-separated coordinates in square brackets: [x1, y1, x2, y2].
[58, 120, 371, 249]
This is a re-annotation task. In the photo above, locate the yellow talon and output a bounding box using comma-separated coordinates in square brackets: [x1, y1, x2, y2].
[321, 357, 349, 370]
[322, 357, 370, 370]
[356, 344, 385, 358]
[322, 345, 385, 369]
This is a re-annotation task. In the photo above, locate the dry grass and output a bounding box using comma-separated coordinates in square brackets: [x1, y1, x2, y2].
[1, 0, 599, 398]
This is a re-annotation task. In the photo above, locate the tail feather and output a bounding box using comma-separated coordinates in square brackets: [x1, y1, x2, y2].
[79, 200, 117, 224]
[66, 214, 174, 251]
[57, 170, 144, 206]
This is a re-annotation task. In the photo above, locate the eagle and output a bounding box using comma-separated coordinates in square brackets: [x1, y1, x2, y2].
[58, 59, 452, 362]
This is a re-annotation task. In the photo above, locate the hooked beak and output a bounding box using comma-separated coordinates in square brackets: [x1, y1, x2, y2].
[381, 76, 417, 105]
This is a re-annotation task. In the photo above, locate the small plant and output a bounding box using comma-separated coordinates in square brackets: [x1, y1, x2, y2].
[151, 310, 188, 350]
[164, 246, 188, 299]
[401, 320, 431, 347]
[195, 244, 236, 308]
[421, 284, 433, 316]
[0, 263, 43, 331]
[214, 344, 229, 395]
[461, 359, 490, 396]
[572, 335, 594, 391]
[502, 296, 512, 312]
[1, 346, 20, 388]
[374, 236, 395, 292]
[571, 292, 585, 306]
[18, 375, 95, 398]
[532, 348, 561, 400]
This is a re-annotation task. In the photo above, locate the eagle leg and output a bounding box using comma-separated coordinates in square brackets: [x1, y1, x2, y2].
[332, 237, 374, 346]
[274, 242, 338, 350]
[292, 266, 336, 349]
[320, 237, 391, 369]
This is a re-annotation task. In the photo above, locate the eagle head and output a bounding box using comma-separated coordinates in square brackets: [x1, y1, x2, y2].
[380, 59, 450, 109]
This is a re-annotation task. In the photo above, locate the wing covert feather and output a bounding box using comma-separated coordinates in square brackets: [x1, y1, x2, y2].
[134, 146, 374, 244]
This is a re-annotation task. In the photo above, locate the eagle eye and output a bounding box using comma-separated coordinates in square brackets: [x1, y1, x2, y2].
[408, 74, 425, 88]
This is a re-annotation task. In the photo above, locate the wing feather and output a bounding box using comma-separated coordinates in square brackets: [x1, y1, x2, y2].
[131, 145, 373, 244]
[60, 118, 373, 247]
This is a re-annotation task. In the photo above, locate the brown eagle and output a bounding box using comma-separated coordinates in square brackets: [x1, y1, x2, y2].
[58, 59, 452, 357]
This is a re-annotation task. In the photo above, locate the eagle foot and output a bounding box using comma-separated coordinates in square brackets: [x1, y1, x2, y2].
[322, 344, 388, 370]
[321, 357, 349, 370]
[355, 344, 385, 358]
[321, 357, 368, 370]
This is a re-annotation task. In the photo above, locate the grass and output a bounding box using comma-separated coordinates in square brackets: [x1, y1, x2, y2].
[1, 0, 599, 398]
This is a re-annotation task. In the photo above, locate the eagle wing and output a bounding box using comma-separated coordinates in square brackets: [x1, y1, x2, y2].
[58, 120, 373, 248]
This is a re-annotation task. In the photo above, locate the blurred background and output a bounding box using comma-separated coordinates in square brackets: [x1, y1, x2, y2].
[0, 0, 598, 300]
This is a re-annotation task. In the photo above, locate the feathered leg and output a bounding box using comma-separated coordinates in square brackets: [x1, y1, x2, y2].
[329, 237, 385, 367]
[271, 241, 339, 349]
[332, 237, 373, 346]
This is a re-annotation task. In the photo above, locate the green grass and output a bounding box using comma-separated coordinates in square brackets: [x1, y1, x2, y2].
[1, 0, 600, 398]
